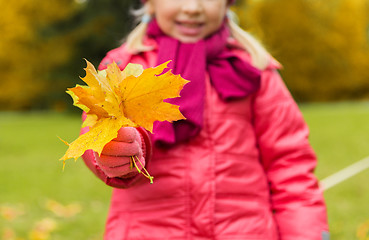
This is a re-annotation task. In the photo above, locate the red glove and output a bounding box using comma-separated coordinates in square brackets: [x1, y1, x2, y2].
[94, 127, 146, 178]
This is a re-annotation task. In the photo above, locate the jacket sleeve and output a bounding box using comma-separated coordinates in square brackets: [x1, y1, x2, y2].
[253, 67, 329, 239]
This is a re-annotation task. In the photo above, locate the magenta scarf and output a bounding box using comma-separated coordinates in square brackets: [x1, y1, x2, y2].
[147, 19, 261, 147]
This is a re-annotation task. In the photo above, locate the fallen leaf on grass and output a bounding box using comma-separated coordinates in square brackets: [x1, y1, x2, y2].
[2, 227, 17, 240]
[29, 218, 58, 240]
[0, 204, 24, 221]
[45, 200, 81, 218]
[357, 219, 369, 240]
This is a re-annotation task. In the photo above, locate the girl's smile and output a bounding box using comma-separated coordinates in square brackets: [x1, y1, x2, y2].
[175, 20, 205, 36]
[147, 0, 228, 43]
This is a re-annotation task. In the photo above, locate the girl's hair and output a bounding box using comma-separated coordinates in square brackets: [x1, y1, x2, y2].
[125, 5, 270, 70]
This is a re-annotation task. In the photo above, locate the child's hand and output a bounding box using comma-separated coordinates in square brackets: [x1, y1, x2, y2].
[94, 127, 145, 178]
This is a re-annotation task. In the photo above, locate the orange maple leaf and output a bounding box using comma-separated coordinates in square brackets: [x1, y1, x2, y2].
[60, 60, 188, 163]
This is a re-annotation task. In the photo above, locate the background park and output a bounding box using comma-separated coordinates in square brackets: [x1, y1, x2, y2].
[1, 0, 369, 239]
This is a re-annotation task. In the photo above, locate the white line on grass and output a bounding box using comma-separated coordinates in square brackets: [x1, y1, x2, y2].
[320, 156, 369, 191]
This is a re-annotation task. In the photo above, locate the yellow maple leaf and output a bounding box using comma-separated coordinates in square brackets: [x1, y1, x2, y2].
[60, 60, 188, 163]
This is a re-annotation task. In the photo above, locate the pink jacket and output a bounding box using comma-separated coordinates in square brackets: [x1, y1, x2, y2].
[82, 40, 329, 240]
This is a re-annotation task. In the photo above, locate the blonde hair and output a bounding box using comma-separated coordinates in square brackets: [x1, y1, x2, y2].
[126, 6, 270, 70]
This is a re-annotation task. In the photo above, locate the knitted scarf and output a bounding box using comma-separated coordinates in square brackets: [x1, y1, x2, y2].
[147, 19, 261, 146]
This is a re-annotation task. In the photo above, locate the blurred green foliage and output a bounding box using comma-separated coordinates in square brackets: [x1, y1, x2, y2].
[1, 0, 369, 110]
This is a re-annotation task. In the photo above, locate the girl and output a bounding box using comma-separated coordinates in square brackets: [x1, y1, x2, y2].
[81, 0, 330, 239]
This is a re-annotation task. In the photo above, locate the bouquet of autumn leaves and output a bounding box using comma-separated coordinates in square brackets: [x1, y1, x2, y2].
[60, 60, 188, 183]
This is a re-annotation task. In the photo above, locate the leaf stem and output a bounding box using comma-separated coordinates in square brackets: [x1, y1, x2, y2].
[130, 156, 154, 184]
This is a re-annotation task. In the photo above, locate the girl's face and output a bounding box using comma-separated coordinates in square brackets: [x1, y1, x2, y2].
[148, 0, 229, 43]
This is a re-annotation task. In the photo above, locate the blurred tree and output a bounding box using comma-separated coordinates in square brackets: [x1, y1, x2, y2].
[233, 0, 369, 102]
[0, 0, 78, 110]
[0, 0, 137, 110]
[47, 0, 138, 111]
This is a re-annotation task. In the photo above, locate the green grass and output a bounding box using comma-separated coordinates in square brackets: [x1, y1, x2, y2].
[0, 111, 111, 239]
[1, 102, 369, 239]
[301, 102, 369, 240]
